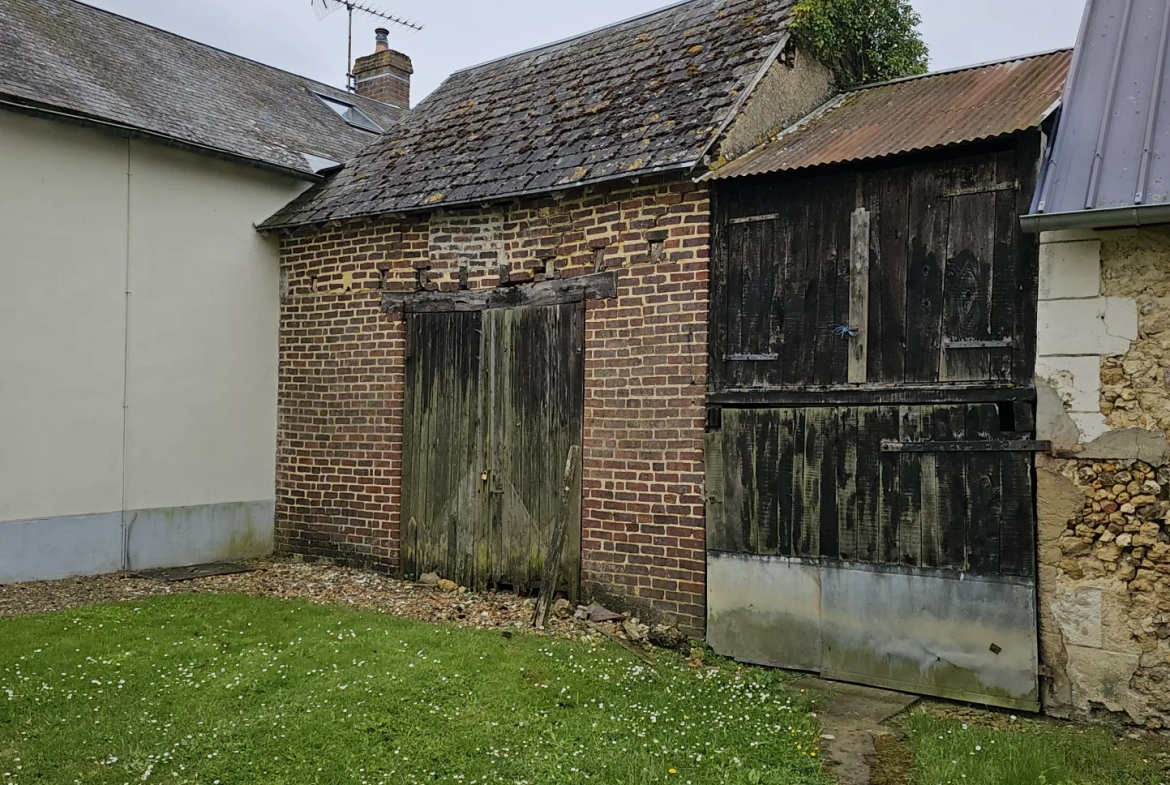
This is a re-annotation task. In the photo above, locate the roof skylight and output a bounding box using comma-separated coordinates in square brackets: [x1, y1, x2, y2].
[314, 93, 382, 133]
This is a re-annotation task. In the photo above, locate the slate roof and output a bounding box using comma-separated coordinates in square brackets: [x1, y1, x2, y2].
[0, 0, 405, 179]
[263, 0, 795, 229]
[707, 49, 1071, 180]
[1026, 0, 1170, 231]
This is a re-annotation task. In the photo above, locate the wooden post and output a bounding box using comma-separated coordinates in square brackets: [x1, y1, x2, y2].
[532, 444, 582, 629]
[848, 208, 871, 384]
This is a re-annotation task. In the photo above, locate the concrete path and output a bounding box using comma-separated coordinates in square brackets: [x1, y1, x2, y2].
[791, 678, 918, 785]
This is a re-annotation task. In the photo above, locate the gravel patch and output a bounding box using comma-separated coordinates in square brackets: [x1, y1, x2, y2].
[0, 557, 579, 635]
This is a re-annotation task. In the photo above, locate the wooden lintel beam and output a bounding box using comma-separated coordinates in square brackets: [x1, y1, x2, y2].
[383, 270, 618, 314]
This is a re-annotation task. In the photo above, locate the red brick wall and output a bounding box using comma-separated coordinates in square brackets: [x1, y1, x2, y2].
[277, 177, 710, 632]
[352, 49, 413, 109]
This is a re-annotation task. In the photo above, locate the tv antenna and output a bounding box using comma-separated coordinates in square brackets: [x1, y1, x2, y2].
[310, 0, 423, 91]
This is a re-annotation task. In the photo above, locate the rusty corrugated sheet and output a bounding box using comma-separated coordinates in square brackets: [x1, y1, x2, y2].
[708, 49, 1072, 180]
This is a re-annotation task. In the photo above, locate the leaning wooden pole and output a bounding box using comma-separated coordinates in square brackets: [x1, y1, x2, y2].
[532, 444, 582, 630]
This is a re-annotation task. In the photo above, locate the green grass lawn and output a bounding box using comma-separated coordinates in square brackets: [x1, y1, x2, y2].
[0, 595, 828, 785]
[899, 706, 1169, 785]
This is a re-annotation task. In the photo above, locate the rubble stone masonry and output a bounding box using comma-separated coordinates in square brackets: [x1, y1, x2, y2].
[1036, 227, 1170, 727]
[276, 178, 710, 632]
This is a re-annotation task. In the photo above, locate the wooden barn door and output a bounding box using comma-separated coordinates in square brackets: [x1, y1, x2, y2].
[707, 140, 1044, 711]
[402, 302, 584, 596]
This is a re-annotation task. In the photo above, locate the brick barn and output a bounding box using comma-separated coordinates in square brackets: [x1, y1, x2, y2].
[260, 0, 832, 633]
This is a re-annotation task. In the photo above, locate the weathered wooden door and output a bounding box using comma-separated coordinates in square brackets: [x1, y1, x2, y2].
[707, 138, 1044, 711]
[401, 302, 584, 596]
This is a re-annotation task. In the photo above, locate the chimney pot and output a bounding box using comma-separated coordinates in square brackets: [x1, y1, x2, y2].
[374, 28, 389, 52]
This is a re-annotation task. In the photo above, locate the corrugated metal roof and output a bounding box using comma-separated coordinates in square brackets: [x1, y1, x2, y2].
[706, 49, 1071, 181]
[1027, 0, 1170, 230]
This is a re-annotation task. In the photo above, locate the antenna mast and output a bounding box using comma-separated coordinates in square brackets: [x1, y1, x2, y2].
[310, 0, 423, 91]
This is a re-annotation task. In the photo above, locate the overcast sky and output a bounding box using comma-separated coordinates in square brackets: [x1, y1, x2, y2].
[82, 0, 1087, 105]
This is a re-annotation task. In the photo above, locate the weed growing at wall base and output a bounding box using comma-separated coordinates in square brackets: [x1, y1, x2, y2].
[900, 707, 1168, 785]
[0, 595, 828, 785]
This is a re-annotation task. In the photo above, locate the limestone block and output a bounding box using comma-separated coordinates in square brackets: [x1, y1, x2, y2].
[1038, 298, 1139, 357]
[1064, 644, 1144, 722]
[1039, 240, 1102, 299]
[1050, 586, 1103, 647]
[1071, 411, 1104, 442]
[1037, 356, 1103, 413]
[1041, 229, 1102, 244]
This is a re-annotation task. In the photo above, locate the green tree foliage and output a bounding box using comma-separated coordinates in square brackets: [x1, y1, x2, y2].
[790, 0, 930, 87]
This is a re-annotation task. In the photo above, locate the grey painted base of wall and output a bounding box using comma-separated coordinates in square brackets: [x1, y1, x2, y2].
[0, 500, 274, 584]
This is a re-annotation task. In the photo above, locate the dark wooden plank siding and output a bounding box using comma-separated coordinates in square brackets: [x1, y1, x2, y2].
[936, 405, 971, 570]
[1011, 133, 1043, 386]
[991, 149, 1020, 381]
[837, 407, 859, 561]
[780, 180, 811, 387]
[967, 403, 1004, 575]
[904, 164, 950, 384]
[868, 168, 911, 383]
[1000, 452, 1037, 578]
[712, 136, 1039, 393]
[711, 402, 1037, 579]
[708, 133, 1043, 582]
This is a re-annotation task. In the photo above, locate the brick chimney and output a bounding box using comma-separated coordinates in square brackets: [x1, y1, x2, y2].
[352, 28, 413, 108]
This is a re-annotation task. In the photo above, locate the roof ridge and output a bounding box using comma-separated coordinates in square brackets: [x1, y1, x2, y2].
[843, 46, 1075, 94]
[64, 0, 384, 107]
[448, 0, 708, 76]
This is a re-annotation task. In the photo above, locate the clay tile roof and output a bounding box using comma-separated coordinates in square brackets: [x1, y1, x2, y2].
[0, 0, 405, 179]
[262, 0, 795, 229]
[706, 49, 1072, 181]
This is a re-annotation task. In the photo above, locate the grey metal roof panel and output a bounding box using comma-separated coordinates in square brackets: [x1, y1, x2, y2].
[1030, 0, 1170, 225]
[0, 0, 405, 178]
[261, 0, 793, 229]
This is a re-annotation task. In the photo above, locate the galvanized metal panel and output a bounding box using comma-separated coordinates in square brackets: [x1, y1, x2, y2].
[708, 50, 1070, 181]
[707, 552, 822, 672]
[821, 563, 1039, 711]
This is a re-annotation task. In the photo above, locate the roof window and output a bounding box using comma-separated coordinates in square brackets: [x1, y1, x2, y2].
[314, 93, 382, 133]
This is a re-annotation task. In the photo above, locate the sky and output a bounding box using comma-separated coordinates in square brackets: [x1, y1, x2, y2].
[82, 0, 1087, 105]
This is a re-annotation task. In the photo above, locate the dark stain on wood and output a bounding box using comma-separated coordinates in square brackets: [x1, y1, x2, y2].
[711, 138, 1040, 391]
[711, 403, 1037, 578]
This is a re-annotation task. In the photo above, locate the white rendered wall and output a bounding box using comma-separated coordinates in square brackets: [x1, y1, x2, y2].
[0, 113, 128, 522]
[0, 110, 307, 580]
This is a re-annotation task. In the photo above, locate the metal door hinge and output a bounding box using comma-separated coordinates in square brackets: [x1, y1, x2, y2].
[881, 439, 1053, 453]
[724, 353, 779, 362]
[944, 338, 1015, 350]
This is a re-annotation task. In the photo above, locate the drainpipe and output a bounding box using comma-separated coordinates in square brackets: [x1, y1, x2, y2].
[120, 140, 133, 571]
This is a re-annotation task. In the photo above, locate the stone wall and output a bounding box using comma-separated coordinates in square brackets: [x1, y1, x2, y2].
[275, 177, 710, 633]
[1036, 227, 1170, 728]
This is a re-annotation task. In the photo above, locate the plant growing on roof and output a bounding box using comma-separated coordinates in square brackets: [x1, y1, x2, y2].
[790, 0, 929, 88]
